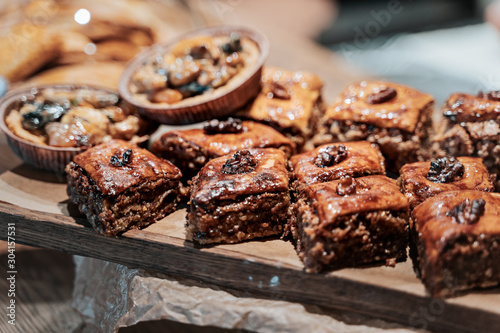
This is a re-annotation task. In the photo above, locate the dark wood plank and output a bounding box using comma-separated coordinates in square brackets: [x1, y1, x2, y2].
[0, 201, 498, 333]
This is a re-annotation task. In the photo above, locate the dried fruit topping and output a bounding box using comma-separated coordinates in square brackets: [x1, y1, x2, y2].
[486, 91, 500, 102]
[110, 149, 133, 167]
[222, 149, 257, 174]
[446, 198, 486, 225]
[366, 87, 397, 104]
[267, 82, 291, 100]
[427, 157, 464, 183]
[313, 144, 347, 168]
[221, 33, 242, 53]
[21, 101, 69, 130]
[203, 117, 244, 134]
[336, 176, 357, 196]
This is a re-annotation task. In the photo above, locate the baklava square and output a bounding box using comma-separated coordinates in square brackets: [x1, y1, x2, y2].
[151, 118, 295, 179]
[187, 148, 290, 244]
[235, 66, 325, 151]
[294, 175, 409, 273]
[399, 156, 494, 209]
[411, 190, 500, 298]
[313, 81, 434, 172]
[432, 91, 500, 190]
[290, 141, 385, 188]
[66, 139, 182, 236]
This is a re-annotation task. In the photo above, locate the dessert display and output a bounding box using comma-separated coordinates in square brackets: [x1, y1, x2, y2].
[235, 67, 325, 151]
[290, 141, 385, 188]
[313, 81, 435, 172]
[66, 139, 182, 236]
[187, 148, 290, 244]
[151, 118, 295, 179]
[399, 156, 495, 209]
[411, 190, 500, 298]
[293, 175, 410, 273]
[433, 91, 500, 190]
[4, 86, 151, 148]
[119, 26, 268, 124]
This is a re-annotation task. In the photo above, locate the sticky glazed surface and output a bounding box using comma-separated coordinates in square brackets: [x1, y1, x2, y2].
[236, 66, 324, 132]
[153, 121, 296, 158]
[412, 190, 500, 257]
[73, 139, 181, 196]
[399, 157, 494, 208]
[443, 93, 500, 123]
[322, 81, 434, 133]
[190, 148, 289, 205]
[291, 141, 385, 186]
[307, 175, 409, 225]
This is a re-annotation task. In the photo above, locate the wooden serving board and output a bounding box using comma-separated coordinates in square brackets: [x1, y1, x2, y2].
[0, 135, 499, 333]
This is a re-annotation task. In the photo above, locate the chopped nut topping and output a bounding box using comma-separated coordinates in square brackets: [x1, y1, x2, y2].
[313, 144, 347, 168]
[110, 149, 133, 167]
[427, 157, 464, 183]
[203, 117, 244, 134]
[336, 176, 357, 196]
[446, 198, 486, 225]
[366, 87, 397, 104]
[222, 150, 257, 174]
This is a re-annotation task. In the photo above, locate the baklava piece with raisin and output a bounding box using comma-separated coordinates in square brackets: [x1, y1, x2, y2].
[294, 175, 409, 273]
[151, 118, 295, 179]
[411, 190, 500, 298]
[236, 66, 325, 151]
[66, 139, 182, 236]
[313, 81, 434, 172]
[187, 148, 290, 244]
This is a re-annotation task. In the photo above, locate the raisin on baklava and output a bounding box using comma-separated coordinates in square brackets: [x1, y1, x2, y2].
[432, 91, 500, 190]
[290, 141, 385, 188]
[151, 118, 295, 179]
[313, 81, 434, 173]
[293, 175, 410, 273]
[66, 139, 182, 236]
[187, 148, 290, 244]
[235, 66, 325, 151]
[411, 190, 500, 298]
[398, 156, 494, 209]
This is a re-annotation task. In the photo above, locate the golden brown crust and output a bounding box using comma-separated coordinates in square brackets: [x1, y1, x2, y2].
[290, 141, 385, 185]
[322, 81, 434, 133]
[72, 139, 181, 196]
[412, 190, 500, 262]
[443, 93, 500, 123]
[307, 175, 409, 225]
[399, 157, 494, 208]
[236, 66, 324, 135]
[191, 148, 289, 204]
[152, 121, 296, 157]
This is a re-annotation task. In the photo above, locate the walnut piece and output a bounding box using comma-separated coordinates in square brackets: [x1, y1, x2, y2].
[446, 198, 486, 225]
[203, 117, 244, 134]
[313, 144, 347, 168]
[222, 150, 257, 174]
[427, 157, 464, 183]
[487, 91, 500, 101]
[366, 87, 397, 104]
[336, 176, 357, 196]
[110, 149, 133, 167]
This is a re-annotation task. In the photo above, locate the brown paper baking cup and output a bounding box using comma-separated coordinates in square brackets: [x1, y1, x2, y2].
[119, 26, 269, 125]
[0, 84, 154, 173]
